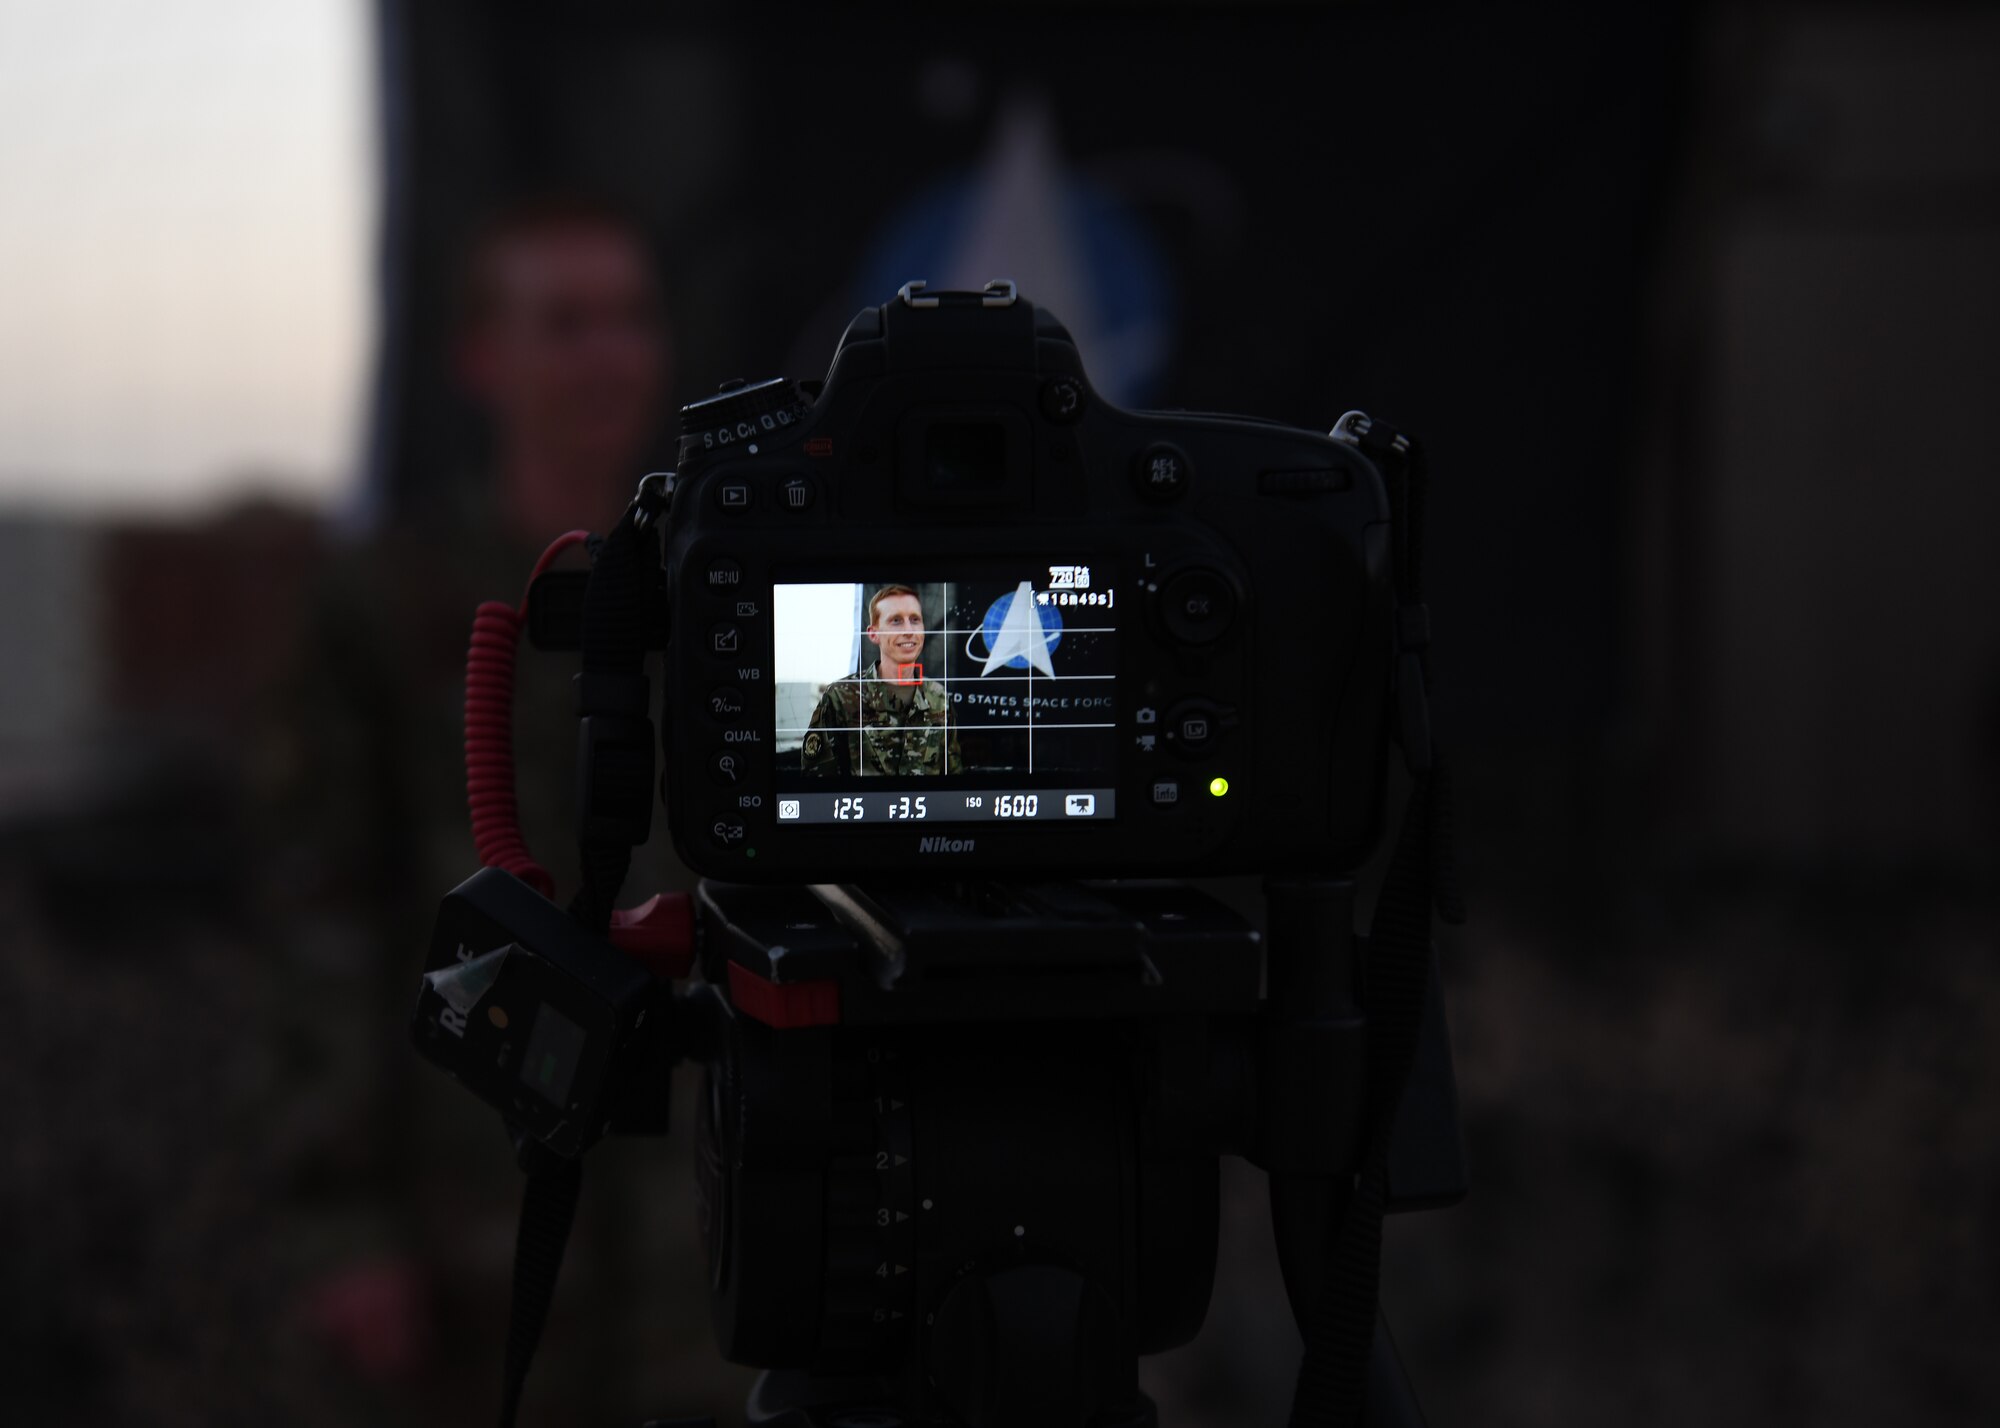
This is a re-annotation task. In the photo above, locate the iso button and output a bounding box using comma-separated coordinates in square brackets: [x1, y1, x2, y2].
[1159, 568, 1236, 644]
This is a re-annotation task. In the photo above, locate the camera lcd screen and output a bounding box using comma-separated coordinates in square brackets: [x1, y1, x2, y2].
[771, 566, 1118, 824]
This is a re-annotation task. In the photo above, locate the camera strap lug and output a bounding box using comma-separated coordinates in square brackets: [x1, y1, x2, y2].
[1336, 412, 1435, 779]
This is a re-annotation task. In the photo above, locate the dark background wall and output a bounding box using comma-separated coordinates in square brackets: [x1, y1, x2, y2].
[5, 4, 1998, 1426]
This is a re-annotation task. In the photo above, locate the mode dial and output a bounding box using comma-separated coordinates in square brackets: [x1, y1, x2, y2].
[678, 376, 813, 466]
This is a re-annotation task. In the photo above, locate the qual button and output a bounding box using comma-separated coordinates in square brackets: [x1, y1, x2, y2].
[710, 751, 746, 786]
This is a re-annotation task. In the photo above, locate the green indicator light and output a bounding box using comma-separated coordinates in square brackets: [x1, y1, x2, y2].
[1209, 776, 1230, 797]
[745, 847, 757, 859]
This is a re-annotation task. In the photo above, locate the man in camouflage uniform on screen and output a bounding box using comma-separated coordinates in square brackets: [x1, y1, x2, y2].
[802, 583, 964, 776]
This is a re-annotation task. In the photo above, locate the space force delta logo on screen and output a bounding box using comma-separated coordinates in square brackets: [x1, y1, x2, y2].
[769, 566, 1119, 825]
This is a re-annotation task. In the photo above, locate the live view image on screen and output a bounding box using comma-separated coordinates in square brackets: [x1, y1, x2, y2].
[772, 567, 1118, 783]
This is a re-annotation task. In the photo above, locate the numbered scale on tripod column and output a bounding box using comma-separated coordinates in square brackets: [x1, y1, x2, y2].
[819, 1043, 918, 1366]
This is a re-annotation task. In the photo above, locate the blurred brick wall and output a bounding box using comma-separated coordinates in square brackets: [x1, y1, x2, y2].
[98, 500, 325, 737]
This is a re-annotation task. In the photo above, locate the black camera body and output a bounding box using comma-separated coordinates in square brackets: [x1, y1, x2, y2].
[662, 281, 1397, 882]
[416, 283, 1464, 1428]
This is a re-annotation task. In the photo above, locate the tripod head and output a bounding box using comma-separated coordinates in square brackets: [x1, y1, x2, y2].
[416, 866, 1464, 1427]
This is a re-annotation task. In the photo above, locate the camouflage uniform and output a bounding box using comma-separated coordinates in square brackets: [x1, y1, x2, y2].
[801, 663, 963, 775]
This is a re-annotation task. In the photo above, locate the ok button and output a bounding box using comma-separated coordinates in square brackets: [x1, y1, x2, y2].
[1160, 568, 1236, 644]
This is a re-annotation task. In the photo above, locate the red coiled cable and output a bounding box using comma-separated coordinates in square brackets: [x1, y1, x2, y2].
[463, 531, 591, 900]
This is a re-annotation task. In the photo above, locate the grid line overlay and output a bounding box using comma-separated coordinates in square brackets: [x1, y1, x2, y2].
[780, 723, 1115, 734]
[789, 589, 1115, 775]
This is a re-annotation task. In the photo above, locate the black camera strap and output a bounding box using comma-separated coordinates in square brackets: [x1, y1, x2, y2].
[497, 497, 660, 1428]
[1291, 427, 1462, 1427]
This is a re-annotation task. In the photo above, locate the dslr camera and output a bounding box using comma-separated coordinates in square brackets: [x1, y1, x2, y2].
[413, 280, 1465, 1428]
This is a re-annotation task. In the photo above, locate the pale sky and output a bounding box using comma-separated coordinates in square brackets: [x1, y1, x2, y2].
[0, 0, 372, 514]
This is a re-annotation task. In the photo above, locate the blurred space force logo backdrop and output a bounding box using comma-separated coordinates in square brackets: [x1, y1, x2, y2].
[838, 95, 1178, 409]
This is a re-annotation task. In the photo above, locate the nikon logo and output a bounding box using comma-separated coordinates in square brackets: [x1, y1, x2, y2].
[918, 836, 976, 854]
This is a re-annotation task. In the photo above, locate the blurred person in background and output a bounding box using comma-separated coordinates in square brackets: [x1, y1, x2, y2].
[264, 193, 704, 1424]
[452, 194, 674, 540]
